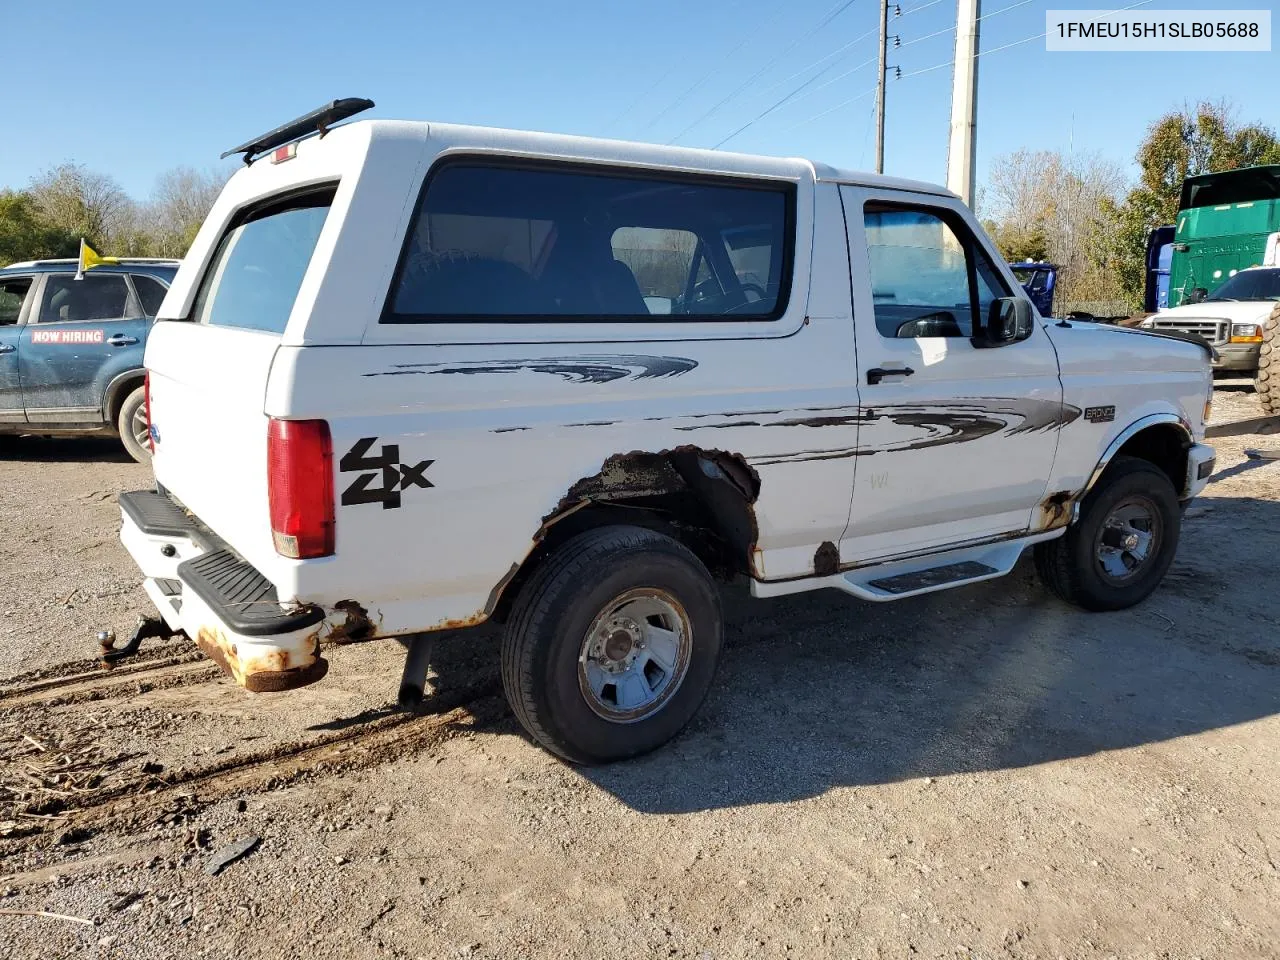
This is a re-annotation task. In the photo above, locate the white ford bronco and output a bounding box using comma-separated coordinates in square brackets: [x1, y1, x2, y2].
[117, 99, 1216, 764]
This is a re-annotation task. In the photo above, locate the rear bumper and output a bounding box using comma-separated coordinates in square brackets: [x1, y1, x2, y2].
[119, 490, 329, 692]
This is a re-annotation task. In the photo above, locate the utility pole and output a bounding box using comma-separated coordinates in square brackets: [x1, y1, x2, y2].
[946, 0, 981, 206]
[874, 0, 890, 174]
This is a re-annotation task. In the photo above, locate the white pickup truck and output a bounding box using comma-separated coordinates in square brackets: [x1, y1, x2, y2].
[118, 100, 1216, 764]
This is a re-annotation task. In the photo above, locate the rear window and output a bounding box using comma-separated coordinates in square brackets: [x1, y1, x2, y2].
[131, 274, 169, 316]
[385, 162, 794, 322]
[39, 274, 133, 322]
[191, 189, 334, 333]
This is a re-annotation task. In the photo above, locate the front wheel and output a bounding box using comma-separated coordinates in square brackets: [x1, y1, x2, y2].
[501, 525, 723, 764]
[1034, 456, 1181, 611]
[117, 386, 151, 463]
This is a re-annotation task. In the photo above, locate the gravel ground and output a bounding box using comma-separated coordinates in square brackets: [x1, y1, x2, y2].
[1, 384, 1278, 960]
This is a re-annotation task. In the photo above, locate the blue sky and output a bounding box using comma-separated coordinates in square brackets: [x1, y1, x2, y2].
[3, 0, 1275, 203]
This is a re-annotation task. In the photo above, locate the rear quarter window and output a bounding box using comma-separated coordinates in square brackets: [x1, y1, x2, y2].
[191, 188, 334, 334]
[131, 274, 170, 317]
[384, 161, 795, 322]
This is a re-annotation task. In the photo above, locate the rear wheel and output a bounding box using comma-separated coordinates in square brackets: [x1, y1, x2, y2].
[1034, 456, 1181, 611]
[1255, 303, 1280, 416]
[501, 525, 723, 764]
[117, 386, 151, 463]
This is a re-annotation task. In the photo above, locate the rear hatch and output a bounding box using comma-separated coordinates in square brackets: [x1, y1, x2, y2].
[145, 175, 339, 583]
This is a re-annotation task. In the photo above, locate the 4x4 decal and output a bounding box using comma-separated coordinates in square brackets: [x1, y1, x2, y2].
[339, 437, 433, 509]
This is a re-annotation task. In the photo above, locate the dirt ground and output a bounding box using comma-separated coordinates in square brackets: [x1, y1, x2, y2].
[1, 384, 1278, 960]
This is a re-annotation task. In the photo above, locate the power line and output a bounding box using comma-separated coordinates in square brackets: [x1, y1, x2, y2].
[714, 54, 879, 148]
[898, 59, 954, 79]
[898, 0, 1156, 80]
[898, 0, 1036, 49]
[785, 86, 879, 132]
[759, 25, 880, 96]
[899, 0, 945, 15]
[667, 0, 861, 144]
[978, 0, 1037, 21]
[605, 65, 680, 134]
[899, 25, 953, 47]
[627, 1, 780, 138]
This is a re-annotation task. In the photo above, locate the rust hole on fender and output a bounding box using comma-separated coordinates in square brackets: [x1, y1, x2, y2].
[1038, 490, 1076, 530]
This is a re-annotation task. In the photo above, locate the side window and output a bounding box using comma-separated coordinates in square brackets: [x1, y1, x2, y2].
[38, 274, 134, 324]
[192, 189, 334, 334]
[131, 275, 169, 317]
[0, 278, 32, 326]
[387, 163, 794, 321]
[863, 205, 1006, 339]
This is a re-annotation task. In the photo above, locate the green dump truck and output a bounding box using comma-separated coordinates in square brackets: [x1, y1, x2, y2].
[1170, 165, 1280, 308]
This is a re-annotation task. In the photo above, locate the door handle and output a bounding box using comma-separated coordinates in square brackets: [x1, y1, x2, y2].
[107, 334, 139, 346]
[0, 344, 14, 354]
[866, 366, 915, 385]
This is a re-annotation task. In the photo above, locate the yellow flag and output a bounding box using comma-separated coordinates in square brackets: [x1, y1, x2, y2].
[75, 239, 120, 280]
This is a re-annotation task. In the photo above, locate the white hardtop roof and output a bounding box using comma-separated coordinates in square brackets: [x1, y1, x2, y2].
[340, 118, 955, 199]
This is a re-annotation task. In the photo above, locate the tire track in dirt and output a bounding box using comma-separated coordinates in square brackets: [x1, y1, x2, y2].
[0, 656, 217, 708]
[7, 680, 507, 839]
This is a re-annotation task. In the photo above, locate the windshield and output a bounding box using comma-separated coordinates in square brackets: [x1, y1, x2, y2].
[1206, 268, 1280, 302]
[1011, 267, 1048, 292]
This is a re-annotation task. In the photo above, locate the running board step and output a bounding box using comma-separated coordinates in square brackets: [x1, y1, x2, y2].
[867, 560, 998, 595]
[750, 531, 1062, 603]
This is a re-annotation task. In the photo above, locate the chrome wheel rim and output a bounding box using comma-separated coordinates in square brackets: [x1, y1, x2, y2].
[578, 588, 692, 723]
[131, 405, 150, 451]
[1094, 496, 1162, 583]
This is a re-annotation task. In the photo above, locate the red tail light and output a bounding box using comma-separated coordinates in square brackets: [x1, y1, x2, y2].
[144, 372, 154, 452]
[267, 418, 335, 559]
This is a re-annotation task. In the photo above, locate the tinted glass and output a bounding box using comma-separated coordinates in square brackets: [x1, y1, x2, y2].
[131, 274, 169, 316]
[192, 191, 332, 333]
[863, 207, 1004, 339]
[1208, 268, 1280, 302]
[0, 278, 31, 325]
[389, 164, 793, 320]
[39, 274, 132, 323]
[1181, 167, 1280, 210]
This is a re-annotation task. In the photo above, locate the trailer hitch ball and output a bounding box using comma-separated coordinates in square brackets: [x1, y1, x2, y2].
[97, 629, 116, 654]
[98, 617, 171, 667]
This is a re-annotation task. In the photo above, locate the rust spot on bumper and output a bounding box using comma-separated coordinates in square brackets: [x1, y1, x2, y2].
[195, 627, 328, 693]
[329, 600, 375, 644]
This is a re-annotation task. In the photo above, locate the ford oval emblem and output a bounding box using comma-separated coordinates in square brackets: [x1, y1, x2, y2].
[149, 423, 161, 444]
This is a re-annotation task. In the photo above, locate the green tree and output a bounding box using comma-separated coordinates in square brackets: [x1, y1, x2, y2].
[989, 221, 1049, 263]
[1099, 101, 1280, 307]
[982, 149, 1126, 310]
[27, 162, 133, 248]
[0, 190, 79, 264]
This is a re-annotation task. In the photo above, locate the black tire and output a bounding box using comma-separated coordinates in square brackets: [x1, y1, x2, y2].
[1033, 456, 1181, 612]
[116, 386, 151, 463]
[1255, 303, 1280, 416]
[501, 525, 723, 765]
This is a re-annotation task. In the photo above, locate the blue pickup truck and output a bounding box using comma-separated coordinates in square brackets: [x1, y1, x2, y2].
[0, 258, 180, 461]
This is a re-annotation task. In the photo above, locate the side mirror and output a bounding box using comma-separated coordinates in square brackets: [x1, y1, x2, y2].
[1186, 287, 1209, 304]
[977, 297, 1033, 347]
